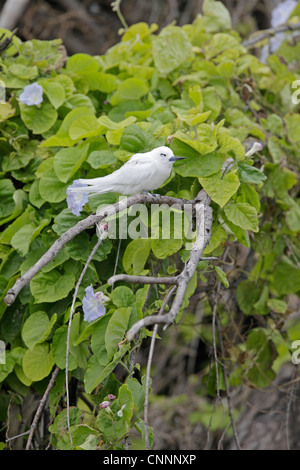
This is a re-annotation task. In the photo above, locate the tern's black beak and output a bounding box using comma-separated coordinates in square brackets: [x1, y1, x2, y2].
[169, 156, 186, 162]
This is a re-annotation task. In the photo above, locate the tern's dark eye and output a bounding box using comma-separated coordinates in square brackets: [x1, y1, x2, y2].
[160, 153, 167, 157]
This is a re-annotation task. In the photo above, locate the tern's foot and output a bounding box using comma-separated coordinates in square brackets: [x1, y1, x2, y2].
[142, 191, 159, 199]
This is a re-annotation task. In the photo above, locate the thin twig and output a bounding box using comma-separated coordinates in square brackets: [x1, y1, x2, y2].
[242, 21, 300, 48]
[6, 430, 30, 443]
[108, 273, 178, 286]
[144, 286, 177, 450]
[111, 0, 128, 30]
[212, 286, 221, 400]
[110, 238, 122, 292]
[65, 231, 107, 447]
[25, 366, 60, 450]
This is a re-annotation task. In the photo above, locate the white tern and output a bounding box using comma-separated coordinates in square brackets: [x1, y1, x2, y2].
[68, 146, 185, 196]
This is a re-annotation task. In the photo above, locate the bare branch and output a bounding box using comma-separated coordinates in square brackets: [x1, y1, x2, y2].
[4, 193, 190, 306]
[108, 273, 178, 286]
[242, 21, 300, 48]
[0, 0, 29, 29]
[127, 190, 213, 341]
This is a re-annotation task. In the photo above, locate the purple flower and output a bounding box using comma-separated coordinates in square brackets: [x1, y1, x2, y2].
[67, 180, 89, 216]
[82, 285, 106, 323]
[107, 394, 116, 400]
[99, 400, 111, 409]
[19, 82, 43, 106]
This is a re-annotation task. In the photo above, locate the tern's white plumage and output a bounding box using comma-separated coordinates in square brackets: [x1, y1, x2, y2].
[68, 146, 184, 196]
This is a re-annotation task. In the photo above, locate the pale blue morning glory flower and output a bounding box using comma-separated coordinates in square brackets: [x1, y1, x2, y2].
[19, 82, 43, 106]
[82, 285, 106, 323]
[66, 180, 89, 216]
[99, 400, 111, 409]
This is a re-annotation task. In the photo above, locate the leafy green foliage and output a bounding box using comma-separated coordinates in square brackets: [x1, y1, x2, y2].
[0, 0, 300, 449]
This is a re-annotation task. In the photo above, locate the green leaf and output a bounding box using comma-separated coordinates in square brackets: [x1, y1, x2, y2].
[41, 107, 95, 147]
[66, 53, 99, 74]
[203, 0, 231, 32]
[49, 408, 81, 449]
[0, 353, 15, 383]
[84, 71, 118, 92]
[286, 201, 300, 232]
[54, 145, 89, 183]
[105, 307, 132, 361]
[0, 205, 36, 245]
[52, 209, 85, 236]
[123, 239, 151, 274]
[52, 313, 87, 372]
[91, 314, 112, 365]
[30, 270, 75, 303]
[236, 183, 260, 213]
[238, 162, 267, 184]
[175, 151, 224, 178]
[214, 266, 229, 288]
[126, 377, 146, 414]
[0, 189, 27, 226]
[97, 115, 137, 130]
[22, 344, 54, 381]
[39, 168, 68, 203]
[87, 150, 117, 169]
[203, 224, 227, 254]
[222, 213, 250, 248]
[20, 102, 57, 134]
[22, 312, 57, 349]
[111, 286, 135, 308]
[96, 383, 133, 439]
[120, 124, 150, 153]
[271, 261, 300, 295]
[111, 78, 149, 106]
[172, 128, 217, 156]
[29, 180, 45, 209]
[84, 356, 105, 394]
[0, 179, 15, 218]
[285, 113, 300, 143]
[68, 115, 104, 141]
[153, 26, 193, 74]
[9, 63, 38, 79]
[65, 94, 95, 113]
[85, 343, 130, 393]
[224, 202, 259, 232]
[0, 102, 15, 121]
[71, 425, 99, 449]
[267, 298, 287, 314]
[151, 238, 182, 259]
[40, 80, 65, 109]
[199, 170, 240, 207]
[246, 328, 277, 387]
[2, 140, 37, 172]
[236, 280, 261, 315]
[11, 219, 50, 256]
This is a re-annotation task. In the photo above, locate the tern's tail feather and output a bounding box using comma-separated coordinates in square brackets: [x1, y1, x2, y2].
[67, 176, 114, 194]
